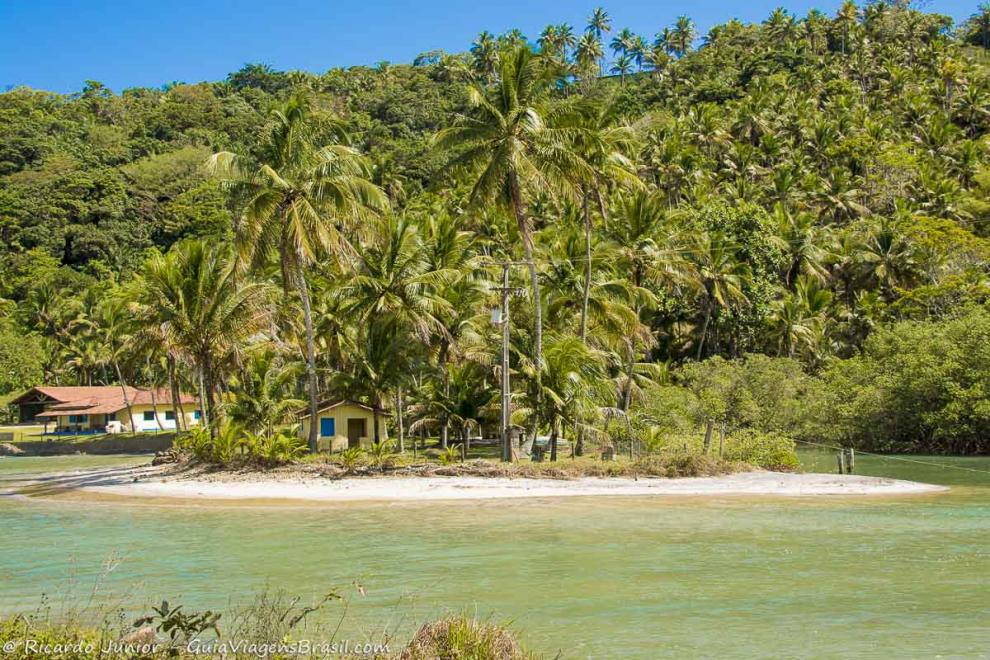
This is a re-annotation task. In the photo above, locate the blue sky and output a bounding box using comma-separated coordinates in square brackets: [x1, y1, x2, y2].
[0, 0, 979, 93]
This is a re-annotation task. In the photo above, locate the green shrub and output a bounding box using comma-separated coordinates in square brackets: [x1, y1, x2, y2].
[173, 426, 213, 462]
[334, 446, 365, 472]
[366, 439, 395, 472]
[251, 430, 307, 467]
[629, 453, 734, 477]
[437, 445, 461, 465]
[175, 423, 304, 467]
[723, 429, 800, 471]
[634, 428, 798, 472]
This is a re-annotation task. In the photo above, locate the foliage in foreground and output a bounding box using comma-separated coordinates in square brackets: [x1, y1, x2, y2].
[0, 606, 528, 659]
[402, 616, 529, 660]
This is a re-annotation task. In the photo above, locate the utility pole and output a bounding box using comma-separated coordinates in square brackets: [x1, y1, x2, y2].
[500, 263, 511, 462]
[491, 261, 525, 462]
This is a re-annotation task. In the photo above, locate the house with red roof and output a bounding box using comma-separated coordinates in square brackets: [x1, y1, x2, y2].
[10, 386, 200, 434]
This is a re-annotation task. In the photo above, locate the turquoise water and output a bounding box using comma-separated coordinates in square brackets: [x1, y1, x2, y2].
[1, 451, 988, 658]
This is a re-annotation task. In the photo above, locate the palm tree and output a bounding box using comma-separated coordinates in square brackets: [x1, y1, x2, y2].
[228, 350, 305, 436]
[607, 192, 692, 409]
[587, 7, 611, 39]
[575, 33, 604, 80]
[333, 320, 413, 444]
[540, 217, 644, 348]
[688, 232, 751, 359]
[771, 206, 829, 287]
[209, 92, 387, 450]
[562, 98, 640, 342]
[610, 55, 633, 84]
[343, 213, 456, 448]
[498, 29, 528, 49]
[557, 24, 577, 56]
[421, 211, 487, 450]
[345, 214, 450, 342]
[470, 31, 499, 80]
[587, 9, 611, 76]
[538, 25, 560, 57]
[764, 8, 795, 44]
[408, 361, 495, 452]
[644, 45, 670, 78]
[767, 275, 832, 357]
[97, 295, 138, 433]
[135, 240, 272, 433]
[671, 16, 697, 57]
[968, 2, 990, 49]
[835, 0, 859, 55]
[522, 334, 612, 461]
[858, 218, 918, 300]
[655, 28, 674, 55]
[629, 36, 647, 71]
[803, 10, 829, 54]
[435, 45, 589, 387]
[610, 28, 635, 59]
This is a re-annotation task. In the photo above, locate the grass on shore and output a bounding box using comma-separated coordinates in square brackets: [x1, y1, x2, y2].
[161, 426, 799, 478]
[164, 448, 748, 481]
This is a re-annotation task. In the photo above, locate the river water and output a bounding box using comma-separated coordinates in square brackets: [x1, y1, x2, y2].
[1, 451, 987, 658]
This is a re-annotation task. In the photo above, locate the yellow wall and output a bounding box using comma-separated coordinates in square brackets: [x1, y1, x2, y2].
[53, 404, 201, 433]
[299, 403, 389, 452]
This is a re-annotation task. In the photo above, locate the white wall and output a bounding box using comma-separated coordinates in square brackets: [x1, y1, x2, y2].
[122, 408, 201, 432]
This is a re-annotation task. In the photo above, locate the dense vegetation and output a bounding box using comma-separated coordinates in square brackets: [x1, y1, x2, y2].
[2, 2, 990, 455]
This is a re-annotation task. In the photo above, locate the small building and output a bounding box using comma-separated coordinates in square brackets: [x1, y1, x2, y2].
[298, 399, 389, 452]
[10, 386, 200, 434]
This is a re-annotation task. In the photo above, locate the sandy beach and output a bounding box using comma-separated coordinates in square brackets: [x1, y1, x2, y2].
[11, 463, 948, 502]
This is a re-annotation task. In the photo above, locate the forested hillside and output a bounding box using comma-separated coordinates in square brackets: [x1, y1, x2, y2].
[2, 2, 990, 454]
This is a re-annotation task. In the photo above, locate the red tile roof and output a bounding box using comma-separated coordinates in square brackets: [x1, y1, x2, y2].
[17, 386, 196, 417]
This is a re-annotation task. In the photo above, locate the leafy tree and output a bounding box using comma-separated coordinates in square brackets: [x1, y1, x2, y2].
[436, 45, 588, 382]
[209, 93, 387, 449]
[0, 322, 45, 395]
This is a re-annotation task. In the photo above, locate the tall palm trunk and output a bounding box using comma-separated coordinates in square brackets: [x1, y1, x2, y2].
[594, 189, 610, 235]
[696, 296, 713, 361]
[113, 362, 136, 435]
[395, 386, 405, 453]
[372, 394, 381, 443]
[509, 174, 542, 446]
[438, 342, 450, 450]
[580, 190, 593, 343]
[296, 266, 320, 453]
[197, 368, 211, 439]
[167, 355, 186, 432]
[150, 386, 166, 431]
[201, 355, 218, 434]
[622, 342, 635, 413]
[509, 176, 542, 367]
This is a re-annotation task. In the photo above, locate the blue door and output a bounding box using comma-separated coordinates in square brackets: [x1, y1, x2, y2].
[320, 417, 335, 437]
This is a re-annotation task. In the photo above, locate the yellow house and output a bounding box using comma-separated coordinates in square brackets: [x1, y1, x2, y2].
[12, 386, 201, 434]
[298, 399, 389, 452]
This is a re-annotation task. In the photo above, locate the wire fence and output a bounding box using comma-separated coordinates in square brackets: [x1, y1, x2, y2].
[794, 437, 990, 478]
